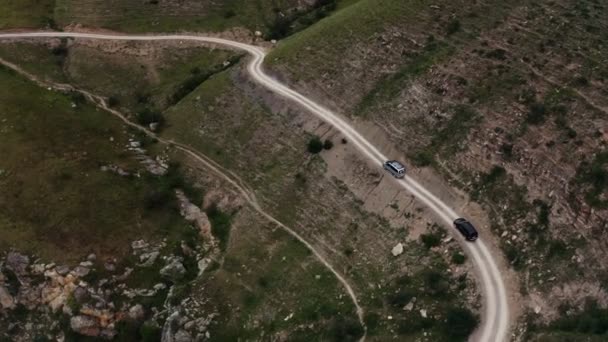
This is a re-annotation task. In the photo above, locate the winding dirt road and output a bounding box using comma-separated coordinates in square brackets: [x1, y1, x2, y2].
[0, 31, 509, 341]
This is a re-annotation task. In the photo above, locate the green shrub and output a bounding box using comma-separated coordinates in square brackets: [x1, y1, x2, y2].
[307, 136, 324, 154]
[323, 139, 334, 150]
[451, 252, 467, 264]
[446, 19, 461, 35]
[331, 317, 364, 342]
[136, 108, 165, 127]
[412, 149, 434, 166]
[140, 322, 162, 342]
[576, 152, 608, 208]
[526, 102, 547, 124]
[420, 233, 441, 249]
[445, 307, 479, 339]
[207, 205, 233, 251]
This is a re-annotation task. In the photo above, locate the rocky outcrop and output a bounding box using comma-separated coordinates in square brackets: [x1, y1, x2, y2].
[160, 258, 186, 281]
[6, 252, 29, 275]
[0, 286, 15, 309]
[71, 315, 100, 337]
[176, 190, 212, 239]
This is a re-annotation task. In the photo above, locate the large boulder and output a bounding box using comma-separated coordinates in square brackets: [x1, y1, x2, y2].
[128, 304, 145, 321]
[0, 286, 15, 309]
[70, 315, 101, 337]
[6, 252, 29, 275]
[160, 259, 186, 281]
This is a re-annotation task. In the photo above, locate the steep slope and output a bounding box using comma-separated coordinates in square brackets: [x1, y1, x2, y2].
[267, 0, 608, 339]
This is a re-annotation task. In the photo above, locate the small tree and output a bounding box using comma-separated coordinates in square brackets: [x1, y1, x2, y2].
[420, 233, 441, 249]
[307, 137, 324, 154]
[323, 139, 334, 150]
[445, 307, 479, 339]
[451, 252, 467, 265]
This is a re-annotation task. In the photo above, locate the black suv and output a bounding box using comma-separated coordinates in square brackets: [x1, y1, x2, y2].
[453, 218, 478, 241]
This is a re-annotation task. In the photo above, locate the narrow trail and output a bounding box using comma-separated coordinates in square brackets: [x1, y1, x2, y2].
[0, 57, 367, 339]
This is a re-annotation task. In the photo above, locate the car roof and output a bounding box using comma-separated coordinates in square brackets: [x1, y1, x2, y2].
[457, 220, 478, 235]
[386, 160, 405, 170]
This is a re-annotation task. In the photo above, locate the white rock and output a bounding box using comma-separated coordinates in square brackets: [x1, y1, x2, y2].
[391, 243, 404, 256]
[254, 31, 262, 37]
[404, 302, 414, 311]
[420, 309, 427, 318]
[534, 306, 541, 314]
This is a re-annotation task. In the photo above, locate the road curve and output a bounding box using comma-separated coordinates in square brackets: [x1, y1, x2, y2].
[0, 31, 509, 341]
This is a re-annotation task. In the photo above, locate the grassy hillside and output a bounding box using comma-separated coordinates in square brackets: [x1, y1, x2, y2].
[267, 0, 608, 338]
[0, 65, 193, 263]
[0, 0, 56, 29]
[2, 0, 354, 34]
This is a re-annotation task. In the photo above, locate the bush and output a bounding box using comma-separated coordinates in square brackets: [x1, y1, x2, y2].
[143, 189, 173, 210]
[136, 108, 165, 127]
[307, 136, 324, 154]
[526, 102, 547, 124]
[452, 252, 467, 264]
[446, 19, 461, 35]
[107, 96, 119, 107]
[445, 307, 479, 339]
[387, 290, 414, 308]
[331, 317, 364, 342]
[140, 322, 162, 342]
[412, 149, 434, 166]
[341, 138, 347, 144]
[420, 233, 441, 249]
[207, 205, 233, 251]
[423, 270, 449, 295]
[323, 139, 334, 150]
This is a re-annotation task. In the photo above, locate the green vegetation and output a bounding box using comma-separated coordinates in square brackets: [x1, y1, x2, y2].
[323, 139, 334, 150]
[536, 299, 608, 337]
[0, 0, 56, 29]
[358, 41, 455, 112]
[307, 136, 324, 154]
[206, 205, 233, 251]
[0, 65, 191, 263]
[575, 152, 608, 208]
[0, 41, 238, 116]
[412, 105, 481, 166]
[445, 307, 479, 339]
[451, 252, 466, 265]
[420, 232, 442, 249]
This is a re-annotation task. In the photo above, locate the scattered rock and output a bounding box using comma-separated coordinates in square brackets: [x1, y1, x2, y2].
[139, 251, 160, 267]
[132, 240, 149, 250]
[174, 329, 192, 342]
[73, 287, 89, 303]
[104, 260, 116, 272]
[404, 301, 414, 311]
[420, 309, 428, 318]
[6, 252, 30, 275]
[197, 258, 211, 276]
[149, 122, 159, 131]
[391, 243, 404, 256]
[72, 266, 91, 278]
[128, 304, 145, 321]
[87, 254, 97, 262]
[534, 306, 541, 314]
[56, 265, 70, 276]
[254, 31, 262, 37]
[0, 286, 15, 309]
[160, 259, 186, 281]
[71, 315, 101, 337]
[80, 261, 94, 268]
[176, 190, 212, 238]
